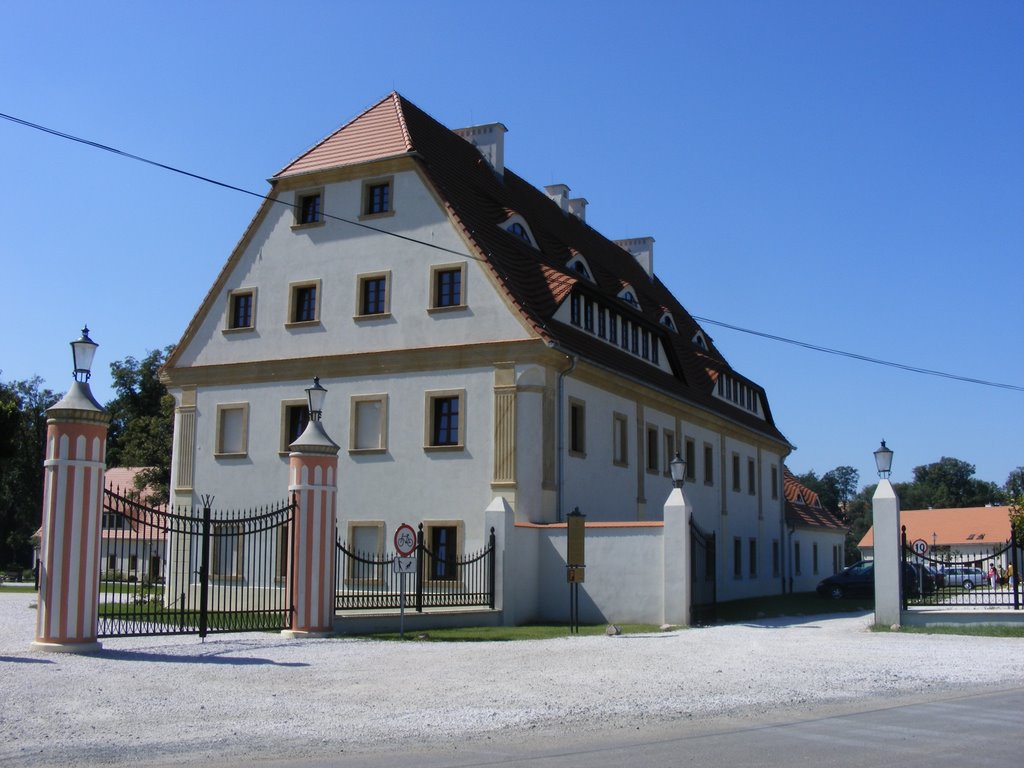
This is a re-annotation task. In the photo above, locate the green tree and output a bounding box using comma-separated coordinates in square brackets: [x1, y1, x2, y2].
[0, 375, 61, 567]
[104, 347, 174, 505]
[895, 456, 1001, 509]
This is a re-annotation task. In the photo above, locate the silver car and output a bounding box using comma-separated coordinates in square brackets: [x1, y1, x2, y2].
[941, 566, 986, 590]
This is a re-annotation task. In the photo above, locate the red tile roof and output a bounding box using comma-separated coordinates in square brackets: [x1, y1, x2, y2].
[858, 506, 1012, 548]
[261, 93, 789, 446]
[783, 467, 846, 531]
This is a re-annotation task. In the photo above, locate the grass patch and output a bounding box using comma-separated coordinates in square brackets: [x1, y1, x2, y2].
[872, 624, 1024, 638]
[363, 623, 663, 641]
[0, 585, 37, 594]
[712, 592, 872, 624]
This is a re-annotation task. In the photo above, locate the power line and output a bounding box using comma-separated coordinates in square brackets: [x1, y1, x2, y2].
[4, 110, 1019, 393]
[0, 111, 476, 262]
[693, 315, 1024, 392]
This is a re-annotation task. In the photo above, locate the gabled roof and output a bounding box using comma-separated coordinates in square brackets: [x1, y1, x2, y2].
[783, 467, 847, 531]
[858, 506, 1012, 549]
[177, 93, 789, 446]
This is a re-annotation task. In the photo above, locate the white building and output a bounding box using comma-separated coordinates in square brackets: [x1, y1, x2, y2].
[782, 468, 848, 593]
[161, 93, 794, 613]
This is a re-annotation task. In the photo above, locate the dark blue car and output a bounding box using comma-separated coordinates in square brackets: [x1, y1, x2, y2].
[816, 560, 934, 599]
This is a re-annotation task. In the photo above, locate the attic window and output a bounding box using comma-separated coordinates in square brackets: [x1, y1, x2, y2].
[660, 312, 676, 331]
[618, 285, 641, 310]
[568, 257, 593, 281]
[508, 222, 530, 242]
[692, 331, 708, 351]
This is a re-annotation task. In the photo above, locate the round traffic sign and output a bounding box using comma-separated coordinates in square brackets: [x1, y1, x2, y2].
[394, 523, 417, 556]
[912, 538, 929, 555]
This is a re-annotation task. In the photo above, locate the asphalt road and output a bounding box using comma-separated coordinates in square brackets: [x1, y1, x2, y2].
[231, 686, 1024, 768]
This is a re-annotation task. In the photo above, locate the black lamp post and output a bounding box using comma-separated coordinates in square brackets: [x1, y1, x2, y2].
[670, 452, 686, 489]
[305, 377, 327, 422]
[873, 440, 893, 479]
[70, 327, 98, 383]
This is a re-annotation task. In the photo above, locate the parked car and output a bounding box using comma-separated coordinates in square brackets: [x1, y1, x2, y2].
[939, 566, 986, 590]
[816, 560, 934, 599]
[926, 565, 945, 588]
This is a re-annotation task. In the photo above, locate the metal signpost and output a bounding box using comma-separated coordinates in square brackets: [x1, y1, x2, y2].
[393, 523, 417, 638]
[566, 507, 585, 634]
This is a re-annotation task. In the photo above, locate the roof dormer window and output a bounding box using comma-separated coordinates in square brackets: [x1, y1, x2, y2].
[502, 214, 537, 248]
[618, 285, 641, 310]
[509, 222, 530, 242]
[568, 256, 593, 282]
[660, 312, 676, 331]
[692, 331, 708, 351]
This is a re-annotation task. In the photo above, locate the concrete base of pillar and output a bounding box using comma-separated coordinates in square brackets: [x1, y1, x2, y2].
[280, 629, 334, 639]
[31, 639, 103, 654]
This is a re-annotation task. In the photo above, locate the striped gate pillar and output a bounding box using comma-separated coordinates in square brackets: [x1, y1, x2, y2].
[32, 380, 110, 653]
[283, 416, 340, 638]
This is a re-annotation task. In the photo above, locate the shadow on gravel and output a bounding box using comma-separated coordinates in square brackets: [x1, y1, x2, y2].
[0, 655, 55, 664]
[100, 648, 309, 667]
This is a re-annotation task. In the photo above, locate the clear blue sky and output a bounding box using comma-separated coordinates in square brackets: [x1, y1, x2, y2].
[1, 1, 1021, 492]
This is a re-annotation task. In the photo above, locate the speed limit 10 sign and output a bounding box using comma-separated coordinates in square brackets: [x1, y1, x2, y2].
[912, 539, 929, 555]
[394, 523, 417, 556]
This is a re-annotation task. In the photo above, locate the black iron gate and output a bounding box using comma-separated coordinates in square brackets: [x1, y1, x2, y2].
[336, 524, 496, 611]
[901, 523, 1021, 611]
[690, 517, 717, 625]
[98, 489, 295, 639]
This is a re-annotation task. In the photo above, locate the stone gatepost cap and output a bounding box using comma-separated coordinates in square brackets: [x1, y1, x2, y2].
[289, 419, 340, 455]
[47, 381, 108, 421]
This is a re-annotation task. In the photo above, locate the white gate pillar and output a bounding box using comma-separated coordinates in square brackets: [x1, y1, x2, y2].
[872, 479, 902, 626]
[663, 486, 692, 627]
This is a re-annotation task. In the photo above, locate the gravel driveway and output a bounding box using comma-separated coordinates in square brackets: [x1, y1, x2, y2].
[2, 591, 1023, 767]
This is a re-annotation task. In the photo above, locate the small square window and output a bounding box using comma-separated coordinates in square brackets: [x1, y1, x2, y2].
[424, 522, 462, 581]
[361, 177, 394, 218]
[288, 280, 320, 325]
[646, 425, 659, 473]
[212, 524, 243, 578]
[280, 401, 309, 452]
[215, 403, 249, 457]
[430, 263, 467, 310]
[569, 399, 586, 457]
[426, 390, 464, 450]
[294, 189, 324, 227]
[612, 413, 628, 467]
[356, 272, 391, 318]
[226, 289, 256, 331]
[350, 395, 388, 452]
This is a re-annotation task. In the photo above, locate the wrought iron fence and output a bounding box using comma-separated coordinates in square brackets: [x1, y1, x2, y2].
[98, 488, 295, 638]
[336, 524, 495, 612]
[902, 524, 1021, 610]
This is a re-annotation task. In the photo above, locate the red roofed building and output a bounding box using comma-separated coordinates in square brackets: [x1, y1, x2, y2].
[782, 468, 848, 592]
[858, 506, 1012, 564]
[161, 93, 794, 612]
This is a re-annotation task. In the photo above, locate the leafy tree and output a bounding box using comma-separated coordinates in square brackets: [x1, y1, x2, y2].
[0, 375, 61, 567]
[1007, 467, 1024, 543]
[894, 456, 1001, 509]
[104, 347, 174, 505]
[821, 466, 859, 514]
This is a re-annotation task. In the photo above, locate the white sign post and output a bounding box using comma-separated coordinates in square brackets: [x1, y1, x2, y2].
[393, 524, 416, 638]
